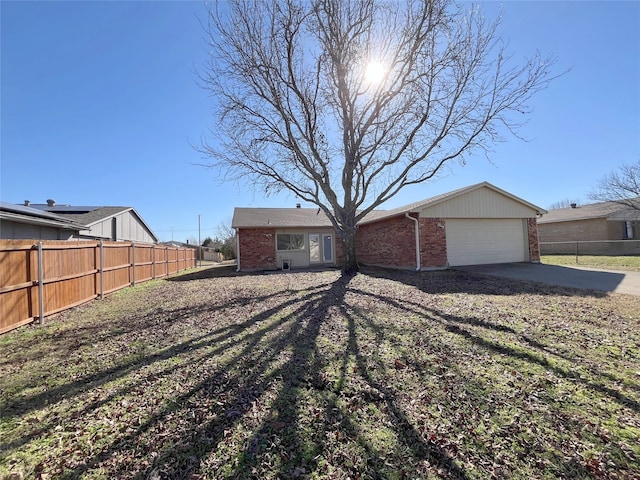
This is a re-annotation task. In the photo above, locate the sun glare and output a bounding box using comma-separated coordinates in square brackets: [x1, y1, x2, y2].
[365, 61, 386, 85]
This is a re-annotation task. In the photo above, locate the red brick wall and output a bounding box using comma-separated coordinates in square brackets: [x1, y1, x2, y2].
[527, 218, 541, 263]
[419, 217, 448, 268]
[355, 215, 449, 270]
[237, 228, 277, 270]
[355, 215, 418, 269]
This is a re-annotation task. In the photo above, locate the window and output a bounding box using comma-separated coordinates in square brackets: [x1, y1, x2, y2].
[277, 233, 305, 251]
[624, 221, 634, 239]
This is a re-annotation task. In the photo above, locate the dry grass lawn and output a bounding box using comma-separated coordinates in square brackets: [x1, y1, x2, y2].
[1, 266, 639, 479]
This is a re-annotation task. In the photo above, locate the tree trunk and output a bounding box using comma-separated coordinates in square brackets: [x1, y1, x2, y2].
[340, 226, 358, 275]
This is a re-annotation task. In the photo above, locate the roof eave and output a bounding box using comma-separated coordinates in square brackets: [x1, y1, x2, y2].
[0, 212, 86, 230]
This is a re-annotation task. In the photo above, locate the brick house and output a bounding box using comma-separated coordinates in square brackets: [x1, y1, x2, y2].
[232, 182, 545, 271]
[538, 200, 640, 242]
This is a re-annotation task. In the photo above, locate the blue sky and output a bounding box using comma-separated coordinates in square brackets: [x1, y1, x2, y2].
[2, 1, 639, 243]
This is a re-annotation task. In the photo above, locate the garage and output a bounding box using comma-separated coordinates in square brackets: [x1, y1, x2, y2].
[445, 218, 527, 266]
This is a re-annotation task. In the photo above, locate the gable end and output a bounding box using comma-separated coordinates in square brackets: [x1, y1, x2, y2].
[419, 186, 539, 219]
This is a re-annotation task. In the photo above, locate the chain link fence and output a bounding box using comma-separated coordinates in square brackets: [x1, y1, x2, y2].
[540, 240, 640, 256]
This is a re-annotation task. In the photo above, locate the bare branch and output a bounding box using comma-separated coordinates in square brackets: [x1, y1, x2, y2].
[198, 0, 560, 271]
[589, 161, 640, 211]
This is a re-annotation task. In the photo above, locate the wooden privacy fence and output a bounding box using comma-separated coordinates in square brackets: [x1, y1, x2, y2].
[0, 240, 196, 335]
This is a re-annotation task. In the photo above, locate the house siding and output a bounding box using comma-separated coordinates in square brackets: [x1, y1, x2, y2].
[76, 211, 156, 244]
[419, 188, 538, 218]
[0, 220, 76, 240]
[238, 228, 277, 271]
[275, 228, 338, 269]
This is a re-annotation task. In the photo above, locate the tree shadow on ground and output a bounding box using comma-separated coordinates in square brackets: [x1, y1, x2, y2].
[347, 282, 639, 413]
[3, 269, 637, 479]
[27, 274, 470, 479]
[339, 284, 638, 478]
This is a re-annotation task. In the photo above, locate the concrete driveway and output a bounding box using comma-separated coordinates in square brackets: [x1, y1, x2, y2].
[455, 263, 640, 296]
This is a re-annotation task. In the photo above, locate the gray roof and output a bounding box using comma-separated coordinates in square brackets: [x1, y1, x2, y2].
[24, 203, 159, 241]
[28, 204, 131, 226]
[233, 207, 334, 228]
[233, 182, 546, 229]
[0, 202, 87, 230]
[538, 199, 640, 224]
[60, 207, 132, 226]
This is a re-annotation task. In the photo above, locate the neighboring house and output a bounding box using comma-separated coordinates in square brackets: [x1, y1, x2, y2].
[161, 241, 197, 248]
[161, 241, 224, 262]
[0, 201, 87, 240]
[232, 182, 545, 271]
[537, 200, 640, 242]
[25, 200, 159, 244]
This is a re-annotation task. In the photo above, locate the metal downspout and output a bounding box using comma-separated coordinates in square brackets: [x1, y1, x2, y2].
[405, 213, 420, 271]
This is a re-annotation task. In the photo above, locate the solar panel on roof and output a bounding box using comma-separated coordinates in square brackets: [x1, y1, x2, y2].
[0, 202, 68, 220]
[40, 206, 99, 213]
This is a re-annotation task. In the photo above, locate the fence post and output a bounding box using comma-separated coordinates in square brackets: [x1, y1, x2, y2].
[575, 242, 579, 264]
[131, 242, 136, 286]
[152, 244, 156, 279]
[37, 241, 44, 326]
[99, 240, 104, 300]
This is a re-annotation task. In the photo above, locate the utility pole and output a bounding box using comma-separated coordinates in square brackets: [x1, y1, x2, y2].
[198, 214, 202, 267]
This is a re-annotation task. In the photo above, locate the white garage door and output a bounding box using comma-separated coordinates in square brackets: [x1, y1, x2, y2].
[446, 219, 527, 266]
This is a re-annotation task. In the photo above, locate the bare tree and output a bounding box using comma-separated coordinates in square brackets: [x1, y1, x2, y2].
[215, 218, 237, 259]
[200, 0, 558, 273]
[589, 160, 640, 211]
[548, 199, 581, 210]
[215, 218, 235, 243]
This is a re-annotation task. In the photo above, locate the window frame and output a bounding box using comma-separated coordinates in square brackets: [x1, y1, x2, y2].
[624, 221, 634, 239]
[276, 233, 306, 251]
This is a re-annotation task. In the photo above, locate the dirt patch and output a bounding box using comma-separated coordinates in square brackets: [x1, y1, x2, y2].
[1, 266, 639, 479]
